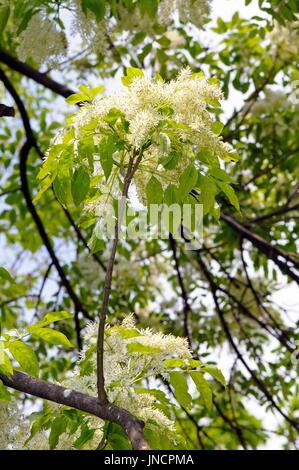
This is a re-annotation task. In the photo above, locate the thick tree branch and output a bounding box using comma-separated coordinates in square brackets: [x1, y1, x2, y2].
[0, 49, 74, 98]
[0, 371, 150, 450]
[0, 68, 92, 348]
[0, 103, 15, 116]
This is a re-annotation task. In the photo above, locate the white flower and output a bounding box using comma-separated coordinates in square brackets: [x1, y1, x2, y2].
[159, 0, 211, 28]
[17, 13, 67, 66]
[268, 20, 299, 61]
[164, 30, 185, 48]
[60, 316, 192, 443]
[71, 0, 108, 56]
[0, 400, 28, 449]
[46, 68, 237, 216]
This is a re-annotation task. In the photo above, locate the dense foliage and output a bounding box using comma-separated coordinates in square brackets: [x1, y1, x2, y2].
[0, 0, 298, 450]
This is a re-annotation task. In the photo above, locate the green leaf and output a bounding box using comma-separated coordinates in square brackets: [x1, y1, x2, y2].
[31, 328, 73, 349]
[141, 0, 158, 19]
[0, 5, 10, 34]
[82, 0, 105, 22]
[160, 151, 179, 170]
[89, 86, 105, 99]
[0, 379, 10, 402]
[209, 167, 234, 183]
[211, 121, 224, 136]
[164, 359, 187, 368]
[178, 164, 198, 201]
[188, 359, 202, 369]
[106, 423, 131, 450]
[7, 341, 39, 377]
[0, 342, 13, 377]
[164, 184, 178, 206]
[99, 135, 115, 180]
[74, 426, 96, 449]
[53, 177, 69, 207]
[143, 428, 178, 451]
[71, 168, 90, 206]
[0, 266, 13, 282]
[190, 371, 212, 410]
[121, 67, 144, 87]
[66, 93, 88, 105]
[126, 342, 163, 354]
[49, 416, 68, 449]
[202, 366, 226, 386]
[28, 311, 73, 332]
[196, 174, 217, 215]
[169, 371, 192, 411]
[146, 176, 163, 206]
[216, 181, 240, 212]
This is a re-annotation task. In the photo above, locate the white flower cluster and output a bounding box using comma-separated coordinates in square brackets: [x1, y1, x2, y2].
[0, 316, 191, 449]
[159, 0, 211, 29]
[17, 13, 68, 66]
[15, 0, 211, 65]
[115, 0, 211, 34]
[62, 315, 191, 441]
[0, 400, 29, 449]
[268, 20, 299, 62]
[76, 251, 104, 290]
[72, 0, 109, 57]
[251, 87, 299, 137]
[251, 88, 291, 116]
[66, 68, 235, 211]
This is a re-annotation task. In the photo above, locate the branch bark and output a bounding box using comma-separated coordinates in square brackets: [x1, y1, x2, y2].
[0, 68, 92, 348]
[0, 371, 150, 450]
[0, 103, 15, 116]
[0, 48, 74, 98]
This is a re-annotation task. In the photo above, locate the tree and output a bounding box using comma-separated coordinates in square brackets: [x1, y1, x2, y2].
[0, 0, 298, 450]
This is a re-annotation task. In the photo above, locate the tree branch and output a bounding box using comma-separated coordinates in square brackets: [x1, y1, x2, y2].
[0, 103, 15, 116]
[96, 152, 141, 404]
[244, 203, 299, 226]
[196, 253, 299, 432]
[169, 233, 193, 347]
[0, 49, 74, 98]
[0, 371, 150, 450]
[221, 212, 299, 284]
[0, 68, 92, 349]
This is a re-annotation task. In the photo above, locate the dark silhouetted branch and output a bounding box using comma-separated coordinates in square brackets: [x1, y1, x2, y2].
[0, 49, 74, 98]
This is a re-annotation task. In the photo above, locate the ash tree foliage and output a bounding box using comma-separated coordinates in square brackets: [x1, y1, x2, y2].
[0, 0, 298, 451]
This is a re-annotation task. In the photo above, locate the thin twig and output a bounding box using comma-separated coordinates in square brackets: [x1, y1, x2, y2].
[96, 152, 142, 404]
